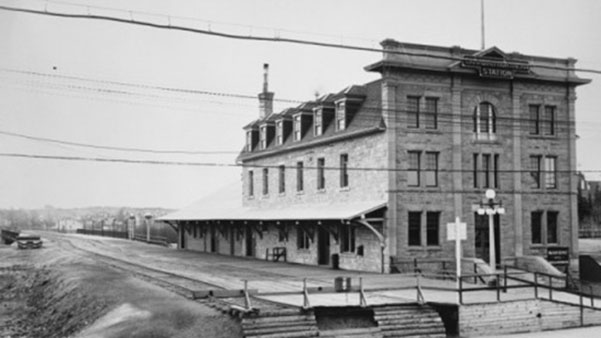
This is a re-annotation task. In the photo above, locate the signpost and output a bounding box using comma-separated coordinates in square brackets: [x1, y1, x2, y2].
[448, 217, 467, 303]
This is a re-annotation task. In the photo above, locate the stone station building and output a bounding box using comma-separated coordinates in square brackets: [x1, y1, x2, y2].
[161, 39, 590, 273]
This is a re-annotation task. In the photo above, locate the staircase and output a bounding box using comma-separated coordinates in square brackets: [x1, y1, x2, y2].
[373, 304, 446, 338]
[241, 308, 318, 338]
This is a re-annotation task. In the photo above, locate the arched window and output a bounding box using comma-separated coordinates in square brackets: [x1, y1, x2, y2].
[473, 102, 496, 138]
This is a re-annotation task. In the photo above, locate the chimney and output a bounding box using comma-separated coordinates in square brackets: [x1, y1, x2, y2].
[258, 63, 274, 118]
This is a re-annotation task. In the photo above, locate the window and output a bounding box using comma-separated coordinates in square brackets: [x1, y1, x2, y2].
[340, 225, 355, 253]
[473, 102, 496, 137]
[543, 106, 555, 136]
[424, 152, 438, 187]
[317, 158, 325, 190]
[246, 131, 253, 151]
[407, 96, 420, 128]
[426, 212, 440, 246]
[294, 115, 302, 141]
[474, 153, 500, 188]
[473, 154, 479, 188]
[408, 151, 420, 187]
[532, 211, 559, 245]
[544, 156, 557, 189]
[276, 121, 284, 145]
[314, 110, 323, 136]
[336, 102, 346, 131]
[408, 212, 421, 246]
[278, 165, 285, 194]
[529, 105, 540, 135]
[547, 211, 558, 244]
[531, 211, 543, 244]
[260, 125, 267, 149]
[530, 155, 542, 188]
[262, 168, 269, 195]
[248, 170, 254, 197]
[296, 161, 304, 192]
[424, 97, 438, 129]
[340, 154, 349, 188]
[297, 227, 310, 249]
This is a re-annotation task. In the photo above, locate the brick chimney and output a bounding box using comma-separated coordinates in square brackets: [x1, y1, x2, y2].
[258, 63, 274, 118]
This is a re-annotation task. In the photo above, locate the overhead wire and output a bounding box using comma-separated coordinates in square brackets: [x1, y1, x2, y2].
[0, 3, 600, 75]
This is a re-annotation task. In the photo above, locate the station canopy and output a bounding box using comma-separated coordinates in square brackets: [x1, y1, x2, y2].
[158, 182, 386, 222]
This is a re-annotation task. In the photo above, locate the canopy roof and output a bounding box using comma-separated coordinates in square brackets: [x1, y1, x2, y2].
[159, 183, 386, 222]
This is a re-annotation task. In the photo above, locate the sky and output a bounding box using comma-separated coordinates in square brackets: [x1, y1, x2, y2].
[0, 0, 600, 209]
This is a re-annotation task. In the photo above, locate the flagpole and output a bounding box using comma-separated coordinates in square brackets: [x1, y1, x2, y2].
[481, 0, 485, 50]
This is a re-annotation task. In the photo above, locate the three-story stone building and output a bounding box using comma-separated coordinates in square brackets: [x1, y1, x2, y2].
[162, 39, 590, 273]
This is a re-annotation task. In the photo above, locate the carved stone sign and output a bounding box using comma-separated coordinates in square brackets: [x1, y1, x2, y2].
[461, 58, 531, 79]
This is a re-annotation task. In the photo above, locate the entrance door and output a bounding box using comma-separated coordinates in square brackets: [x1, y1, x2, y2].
[230, 227, 236, 256]
[245, 226, 255, 257]
[474, 213, 501, 266]
[210, 225, 218, 253]
[317, 226, 330, 265]
[179, 224, 186, 249]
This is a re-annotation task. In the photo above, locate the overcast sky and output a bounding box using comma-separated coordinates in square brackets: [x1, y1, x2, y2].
[1, 0, 600, 209]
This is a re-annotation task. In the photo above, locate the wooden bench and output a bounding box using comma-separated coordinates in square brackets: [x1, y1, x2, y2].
[265, 247, 287, 262]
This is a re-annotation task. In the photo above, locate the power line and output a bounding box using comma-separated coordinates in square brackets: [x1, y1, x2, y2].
[0, 129, 239, 155]
[1, 4, 600, 75]
[1, 152, 599, 174]
[3, 68, 600, 132]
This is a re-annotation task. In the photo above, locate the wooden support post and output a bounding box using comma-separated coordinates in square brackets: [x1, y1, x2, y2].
[549, 277, 553, 301]
[503, 265, 508, 293]
[359, 277, 367, 307]
[496, 273, 501, 302]
[580, 291, 584, 326]
[244, 280, 252, 311]
[534, 273, 538, 299]
[459, 277, 463, 305]
[303, 278, 310, 309]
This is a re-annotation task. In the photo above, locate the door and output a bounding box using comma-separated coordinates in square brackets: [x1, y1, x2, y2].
[317, 226, 330, 265]
[210, 225, 218, 253]
[245, 226, 255, 257]
[179, 224, 186, 249]
[474, 213, 501, 266]
[230, 227, 236, 256]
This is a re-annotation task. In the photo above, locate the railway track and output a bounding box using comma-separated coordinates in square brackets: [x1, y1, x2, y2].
[46, 233, 223, 299]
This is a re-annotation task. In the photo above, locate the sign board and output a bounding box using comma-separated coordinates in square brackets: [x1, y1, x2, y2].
[460, 59, 531, 80]
[547, 247, 570, 265]
[447, 221, 467, 241]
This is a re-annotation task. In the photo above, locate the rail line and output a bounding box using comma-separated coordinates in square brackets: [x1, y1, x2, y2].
[46, 232, 223, 299]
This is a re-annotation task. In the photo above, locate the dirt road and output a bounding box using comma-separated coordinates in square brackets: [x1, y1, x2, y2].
[0, 236, 242, 338]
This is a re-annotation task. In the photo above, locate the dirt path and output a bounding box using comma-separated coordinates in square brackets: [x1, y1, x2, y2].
[0, 238, 242, 338]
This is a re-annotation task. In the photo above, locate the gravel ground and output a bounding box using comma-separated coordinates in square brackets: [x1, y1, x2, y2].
[0, 238, 243, 338]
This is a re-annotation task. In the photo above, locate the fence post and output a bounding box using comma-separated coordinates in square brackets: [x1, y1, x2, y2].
[549, 277, 553, 301]
[503, 265, 508, 293]
[496, 273, 501, 302]
[473, 263, 477, 284]
[303, 278, 310, 309]
[244, 280, 252, 311]
[534, 272, 538, 299]
[591, 285, 595, 308]
[580, 291, 584, 326]
[459, 277, 463, 305]
[359, 277, 367, 307]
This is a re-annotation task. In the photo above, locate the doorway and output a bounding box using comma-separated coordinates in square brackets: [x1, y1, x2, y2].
[317, 226, 330, 265]
[245, 226, 255, 257]
[210, 225, 218, 253]
[230, 227, 236, 256]
[179, 223, 186, 249]
[474, 213, 501, 266]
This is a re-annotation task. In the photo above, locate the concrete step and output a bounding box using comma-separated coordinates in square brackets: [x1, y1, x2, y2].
[245, 329, 319, 338]
[319, 327, 383, 338]
[242, 314, 315, 326]
[244, 324, 318, 336]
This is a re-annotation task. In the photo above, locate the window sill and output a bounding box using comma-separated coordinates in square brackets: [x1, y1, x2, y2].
[297, 249, 311, 253]
[340, 186, 350, 192]
[408, 246, 443, 251]
[527, 135, 558, 140]
[278, 192, 286, 197]
[248, 196, 255, 200]
[406, 129, 443, 135]
[296, 190, 305, 195]
[317, 189, 326, 194]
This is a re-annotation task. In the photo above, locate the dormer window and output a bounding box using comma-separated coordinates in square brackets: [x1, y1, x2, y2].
[314, 110, 323, 136]
[276, 120, 284, 145]
[294, 115, 302, 141]
[245, 129, 258, 151]
[260, 125, 267, 149]
[336, 101, 346, 131]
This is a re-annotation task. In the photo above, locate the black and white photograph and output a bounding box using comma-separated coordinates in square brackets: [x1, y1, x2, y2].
[1, 0, 601, 337]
